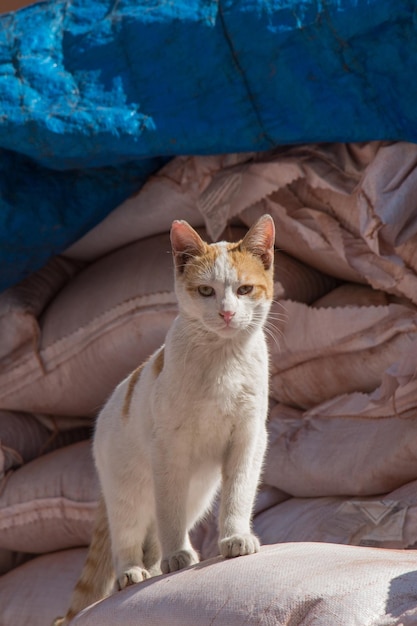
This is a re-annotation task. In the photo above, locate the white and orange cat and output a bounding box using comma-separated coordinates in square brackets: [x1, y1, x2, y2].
[55, 214, 275, 624]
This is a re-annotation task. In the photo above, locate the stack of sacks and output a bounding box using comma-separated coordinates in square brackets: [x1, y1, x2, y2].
[196, 139, 417, 555]
[0, 152, 339, 625]
[3, 143, 417, 625]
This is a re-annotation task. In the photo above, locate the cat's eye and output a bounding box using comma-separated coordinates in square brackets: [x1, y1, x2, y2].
[237, 285, 253, 296]
[198, 285, 215, 297]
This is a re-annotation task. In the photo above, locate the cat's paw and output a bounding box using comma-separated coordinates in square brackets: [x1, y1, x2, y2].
[219, 533, 260, 558]
[117, 566, 151, 590]
[161, 548, 199, 574]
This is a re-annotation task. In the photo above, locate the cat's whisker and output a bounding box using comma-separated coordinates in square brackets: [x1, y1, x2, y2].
[264, 319, 284, 344]
[271, 299, 288, 312]
[268, 306, 289, 319]
[267, 313, 288, 322]
[263, 326, 282, 350]
[266, 337, 281, 352]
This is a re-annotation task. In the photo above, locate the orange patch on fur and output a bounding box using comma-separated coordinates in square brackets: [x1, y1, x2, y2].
[122, 363, 145, 420]
[152, 347, 165, 377]
[183, 243, 221, 289]
[228, 243, 274, 301]
[180, 237, 274, 302]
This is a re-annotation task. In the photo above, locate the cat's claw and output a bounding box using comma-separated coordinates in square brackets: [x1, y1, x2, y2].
[161, 548, 199, 574]
[117, 566, 151, 590]
[219, 533, 260, 558]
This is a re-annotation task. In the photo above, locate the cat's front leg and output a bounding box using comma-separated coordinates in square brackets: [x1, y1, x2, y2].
[152, 443, 199, 574]
[218, 419, 267, 559]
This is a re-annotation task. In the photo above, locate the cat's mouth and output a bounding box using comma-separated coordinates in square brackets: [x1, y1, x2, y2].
[215, 318, 249, 337]
[199, 314, 253, 338]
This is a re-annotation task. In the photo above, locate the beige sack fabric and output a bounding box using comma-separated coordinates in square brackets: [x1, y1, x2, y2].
[0, 441, 98, 553]
[0, 234, 178, 416]
[5, 542, 417, 626]
[0, 548, 88, 626]
[0, 256, 81, 362]
[198, 143, 381, 241]
[0, 410, 90, 479]
[269, 297, 417, 408]
[264, 396, 417, 498]
[67, 543, 417, 626]
[63, 154, 253, 263]
[255, 478, 417, 550]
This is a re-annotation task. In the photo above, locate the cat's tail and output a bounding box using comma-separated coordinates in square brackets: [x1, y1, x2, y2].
[52, 495, 115, 626]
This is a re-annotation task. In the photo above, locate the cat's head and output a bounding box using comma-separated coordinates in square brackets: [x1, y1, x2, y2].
[170, 215, 275, 338]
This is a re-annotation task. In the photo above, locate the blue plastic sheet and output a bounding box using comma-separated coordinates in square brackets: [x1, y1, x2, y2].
[1, 0, 417, 290]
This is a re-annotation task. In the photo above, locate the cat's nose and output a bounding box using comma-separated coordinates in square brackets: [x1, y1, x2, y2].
[219, 310, 235, 325]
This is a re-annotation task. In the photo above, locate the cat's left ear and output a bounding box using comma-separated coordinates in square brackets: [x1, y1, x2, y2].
[170, 220, 206, 273]
[241, 214, 275, 270]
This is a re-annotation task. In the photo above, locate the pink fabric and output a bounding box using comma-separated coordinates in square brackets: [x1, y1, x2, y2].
[4, 542, 417, 626]
[71, 543, 417, 626]
[0, 410, 90, 479]
[63, 154, 252, 262]
[239, 144, 417, 304]
[268, 297, 417, 408]
[264, 403, 417, 497]
[0, 256, 80, 360]
[0, 441, 98, 553]
[0, 548, 87, 626]
[198, 143, 381, 240]
[255, 479, 417, 550]
[0, 234, 178, 416]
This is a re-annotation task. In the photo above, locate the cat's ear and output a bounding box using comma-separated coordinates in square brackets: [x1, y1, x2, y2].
[170, 220, 206, 273]
[241, 214, 275, 270]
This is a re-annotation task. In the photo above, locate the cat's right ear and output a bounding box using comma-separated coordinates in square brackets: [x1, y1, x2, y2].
[241, 214, 275, 270]
[170, 220, 206, 273]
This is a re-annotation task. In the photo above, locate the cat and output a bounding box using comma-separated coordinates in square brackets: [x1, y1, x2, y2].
[54, 214, 275, 624]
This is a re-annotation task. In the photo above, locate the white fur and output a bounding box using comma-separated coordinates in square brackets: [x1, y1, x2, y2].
[93, 218, 273, 588]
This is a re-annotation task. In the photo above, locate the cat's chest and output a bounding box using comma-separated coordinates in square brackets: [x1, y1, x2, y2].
[155, 368, 248, 450]
[188, 369, 245, 420]
[193, 359, 246, 392]
[156, 346, 264, 419]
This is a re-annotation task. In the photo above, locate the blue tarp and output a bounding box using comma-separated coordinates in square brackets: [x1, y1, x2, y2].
[1, 0, 417, 290]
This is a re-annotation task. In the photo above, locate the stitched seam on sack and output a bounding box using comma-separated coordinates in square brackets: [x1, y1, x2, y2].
[46, 304, 177, 369]
[276, 301, 417, 367]
[275, 329, 414, 374]
[0, 498, 98, 530]
[0, 303, 178, 399]
[0, 292, 176, 392]
[0, 306, 178, 401]
[41, 291, 176, 349]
